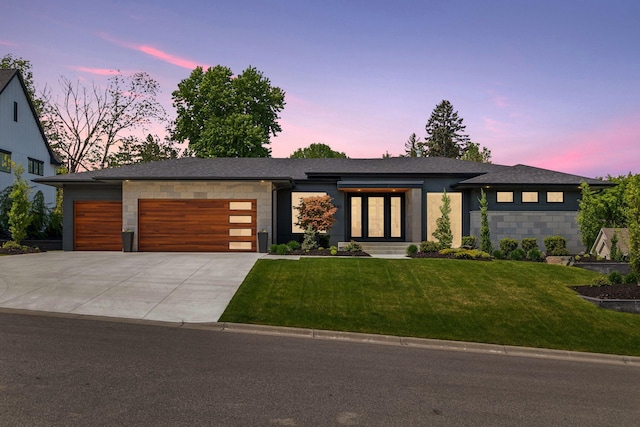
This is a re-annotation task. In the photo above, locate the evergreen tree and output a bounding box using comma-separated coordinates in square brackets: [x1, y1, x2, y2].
[403, 133, 422, 157]
[432, 190, 453, 248]
[6, 163, 32, 245]
[479, 189, 492, 253]
[424, 100, 469, 158]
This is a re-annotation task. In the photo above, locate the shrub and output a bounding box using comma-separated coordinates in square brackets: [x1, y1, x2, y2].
[526, 248, 545, 262]
[302, 225, 317, 250]
[419, 240, 441, 253]
[591, 275, 610, 286]
[521, 238, 538, 252]
[624, 271, 639, 284]
[509, 248, 526, 261]
[544, 235, 569, 256]
[275, 243, 291, 255]
[287, 240, 301, 250]
[406, 244, 418, 256]
[439, 248, 490, 260]
[499, 238, 518, 256]
[317, 234, 330, 248]
[492, 249, 506, 260]
[27, 190, 48, 239]
[461, 235, 477, 248]
[344, 240, 363, 252]
[608, 271, 623, 285]
[269, 244, 279, 254]
[330, 246, 338, 256]
[1, 240, 26, 251]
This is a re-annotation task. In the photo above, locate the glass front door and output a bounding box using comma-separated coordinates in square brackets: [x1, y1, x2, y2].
[348, 193, 404, 241]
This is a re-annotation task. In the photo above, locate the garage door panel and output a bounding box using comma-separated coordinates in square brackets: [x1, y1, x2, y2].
[138, 199, 257, 252]
[74, 201, 122, 251]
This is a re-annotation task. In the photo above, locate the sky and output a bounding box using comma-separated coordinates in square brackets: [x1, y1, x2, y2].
[2, 0, 639, 178]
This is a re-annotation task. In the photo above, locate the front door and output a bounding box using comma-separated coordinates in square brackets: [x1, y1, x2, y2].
[347, 193, 404, 241]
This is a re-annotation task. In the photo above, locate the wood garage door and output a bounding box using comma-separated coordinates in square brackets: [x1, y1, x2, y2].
[138, 199, 257, 252]
[74, 201, 123, 251]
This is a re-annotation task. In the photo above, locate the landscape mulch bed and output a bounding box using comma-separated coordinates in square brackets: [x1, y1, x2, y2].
[572, 284, 640, 300]
[288, 249, 370, 257]
[0, 246, 42, 255]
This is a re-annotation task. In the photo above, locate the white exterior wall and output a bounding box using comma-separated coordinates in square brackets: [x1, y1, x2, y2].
[122, 180, 273, 251]
[0, 74, 57, 207]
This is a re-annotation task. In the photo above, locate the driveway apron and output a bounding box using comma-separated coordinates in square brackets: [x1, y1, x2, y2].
[0, 252, 262, 322]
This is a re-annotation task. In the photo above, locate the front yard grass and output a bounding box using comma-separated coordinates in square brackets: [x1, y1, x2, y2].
[220, 258, 640, 356]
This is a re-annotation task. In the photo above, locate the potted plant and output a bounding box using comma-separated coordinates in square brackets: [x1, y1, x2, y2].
[122, 229, 134, 252]
[257, 229, 269, 253]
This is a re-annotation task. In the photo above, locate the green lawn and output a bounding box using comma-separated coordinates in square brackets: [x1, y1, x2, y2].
[220, 258, 640, 356]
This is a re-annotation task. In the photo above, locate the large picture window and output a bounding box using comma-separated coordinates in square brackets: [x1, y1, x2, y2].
[291, 192, 327, 233]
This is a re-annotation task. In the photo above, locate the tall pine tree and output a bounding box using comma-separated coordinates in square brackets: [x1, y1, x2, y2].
[424, 100, 470, 158]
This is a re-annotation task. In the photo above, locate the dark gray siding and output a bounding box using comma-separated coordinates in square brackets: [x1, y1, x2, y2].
[62, 184, 122, 251]
[276, 183, 345, 245]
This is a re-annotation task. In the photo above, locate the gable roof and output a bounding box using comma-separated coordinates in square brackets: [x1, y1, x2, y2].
[0, 69, 62, 166]
[453, 164, 611, 188]
[34, 156, 610, 189]
[591, 227, 630, 256]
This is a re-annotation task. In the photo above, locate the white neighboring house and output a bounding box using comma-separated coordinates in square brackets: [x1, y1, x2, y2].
[591, 227, 630, 260]
[0, 69, 60, 207]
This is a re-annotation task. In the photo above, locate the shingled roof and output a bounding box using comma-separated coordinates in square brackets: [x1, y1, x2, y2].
[35, 156, 509, 185]
[453, 164, 611, 188]
[35, 157, 611, 188]
[0, 69, 18, 93]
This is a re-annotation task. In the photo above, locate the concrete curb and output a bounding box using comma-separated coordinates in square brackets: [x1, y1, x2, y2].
[3, 307, 639, 367]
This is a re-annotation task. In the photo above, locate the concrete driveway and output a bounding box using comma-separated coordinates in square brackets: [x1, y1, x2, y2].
[0, 252, 262, 323]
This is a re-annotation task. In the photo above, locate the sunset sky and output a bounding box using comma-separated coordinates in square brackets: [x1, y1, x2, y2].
[2, 0, 639, 178]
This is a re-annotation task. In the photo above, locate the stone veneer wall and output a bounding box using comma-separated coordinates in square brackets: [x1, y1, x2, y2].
[470, 211, 583, 254]
[122, 180, 273, 251]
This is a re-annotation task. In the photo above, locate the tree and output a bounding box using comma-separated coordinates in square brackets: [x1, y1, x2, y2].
[296, 195, 337, 233]
[0, 185, 13, 235]
[289, 143, 347, 159]
[402, 133, 422, 157]
[5, 163, 32, 245]
[424, 100, 470, 158]
[1, 54, 44, 114]
[26, 190, 47, 239]
[479, 189, 492, 253]
[107, 134, 180, 167]
[461, 142, 492, 163]
[624, 174, 640, 278]
[432, 190, 453, 248]
[577, 181, 602, 250]
[42, 71, 166, 173]
[171, 65, 285, 158]
[577, 175, 632, 251]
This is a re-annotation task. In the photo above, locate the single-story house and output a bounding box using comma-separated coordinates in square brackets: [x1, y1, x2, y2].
[35, 157, 612, 253]
[591, 227, 630, 259]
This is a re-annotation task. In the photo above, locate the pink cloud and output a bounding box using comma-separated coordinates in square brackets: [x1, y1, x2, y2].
[99, 32, 204, 70]
[483, 117, 511, 137]
[503, 115, 640, 177]
[487, 89, 509, 108]
[0, 40, 18, 46]
[71, 66, 121, 76]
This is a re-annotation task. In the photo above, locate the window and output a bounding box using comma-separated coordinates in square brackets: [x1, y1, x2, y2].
[13, 102, 18, 122]
[522, 191, 538, 203]
[547, 192, 564, 203]
[0, 150, 11, 173]
[496, 191, 514, 203]
[28, 158, 45, 176]
[291, 192, 327, 233]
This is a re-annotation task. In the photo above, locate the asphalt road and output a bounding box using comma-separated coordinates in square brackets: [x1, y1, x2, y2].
[1, 313, 639, 426]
